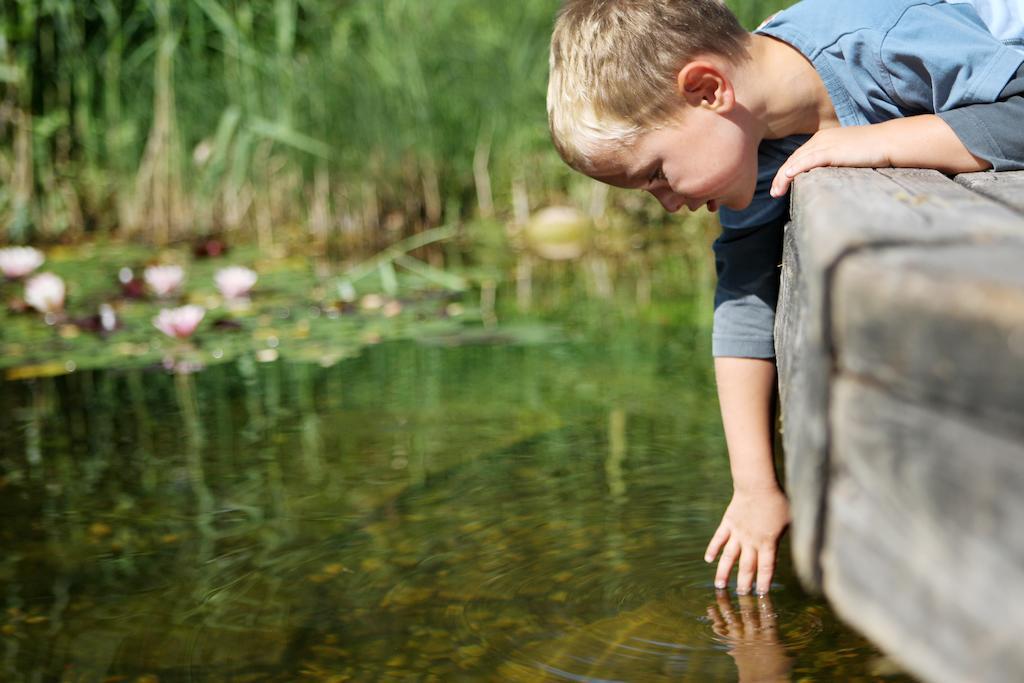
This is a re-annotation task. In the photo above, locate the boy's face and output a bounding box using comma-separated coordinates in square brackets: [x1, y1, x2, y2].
[589, 106, 760, 213]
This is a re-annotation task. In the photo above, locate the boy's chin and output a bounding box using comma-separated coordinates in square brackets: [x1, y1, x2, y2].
[722, 187, 758, 211]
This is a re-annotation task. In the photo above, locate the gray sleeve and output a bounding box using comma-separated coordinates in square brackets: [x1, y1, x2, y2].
[938, 65, 1024, 171]
[711, 216, 786, 359]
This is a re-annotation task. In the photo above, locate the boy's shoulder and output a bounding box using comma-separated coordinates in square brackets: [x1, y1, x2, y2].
[782, 0, 934, 22]
[761, 0, 1020, 123]
[761, 0, 957, 48]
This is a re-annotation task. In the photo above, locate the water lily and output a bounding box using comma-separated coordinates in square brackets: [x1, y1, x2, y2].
[144, 264, 185, 298]
[337, 280, 357, 303]
[193, 237, 228, 259]
[24, 273, 65, 314]
[118, 266, 145, 299]
[215, 266, 258, 300]
[0, 247, 45, 279]
[98, 303, 118, 333]
[153, 305, 205, 340]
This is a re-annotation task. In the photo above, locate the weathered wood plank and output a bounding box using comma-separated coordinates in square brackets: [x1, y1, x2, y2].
[774, 220, 804, 421]
[778, 168, 1024, 591]
[824, 377, 1024, 683]
[796, 168, 1024, 269]
[955, 170, 1024, 214]
[832, 244, 1024, 440]
[775, 218, 823, 588]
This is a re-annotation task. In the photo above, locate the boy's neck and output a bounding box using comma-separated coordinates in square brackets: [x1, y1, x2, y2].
[741, 34, 839, 140]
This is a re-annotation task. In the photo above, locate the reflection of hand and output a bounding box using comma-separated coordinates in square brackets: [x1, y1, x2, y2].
[708, 591, 793, 683]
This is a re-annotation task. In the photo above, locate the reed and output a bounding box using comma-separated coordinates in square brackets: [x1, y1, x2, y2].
[0, 0, 791, 248]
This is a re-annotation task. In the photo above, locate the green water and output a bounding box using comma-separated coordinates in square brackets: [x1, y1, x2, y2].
[0, 279, 912, 682]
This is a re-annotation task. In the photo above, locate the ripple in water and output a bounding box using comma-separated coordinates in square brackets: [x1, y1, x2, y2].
[263, 427, 899, 681]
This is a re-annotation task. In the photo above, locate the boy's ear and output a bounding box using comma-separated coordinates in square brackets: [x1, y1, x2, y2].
[676, 60, 734, 113]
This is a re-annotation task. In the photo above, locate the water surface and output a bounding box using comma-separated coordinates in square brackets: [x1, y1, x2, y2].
[0, 285, 912, 681]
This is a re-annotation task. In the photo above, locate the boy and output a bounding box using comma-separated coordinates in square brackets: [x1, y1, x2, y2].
[547, 0, 1024, 597]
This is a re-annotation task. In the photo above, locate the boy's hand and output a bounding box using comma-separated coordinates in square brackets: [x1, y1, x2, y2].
[705, 486, 791, 595]
[770, 115, 991, 198]
[769, 125, 892, 198]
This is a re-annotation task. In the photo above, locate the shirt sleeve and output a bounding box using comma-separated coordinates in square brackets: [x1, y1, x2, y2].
[937, 65, 1024, 171]
[711, 216, 786, 358]
[881, 2, 1024, 115]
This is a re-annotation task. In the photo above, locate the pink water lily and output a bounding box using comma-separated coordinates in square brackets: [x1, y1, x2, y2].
[0, 247, 45, 279]
[144, 264, 185, 297]
[215, 266, 258, 300]
[24, 272, 65, 313]
[153, 305, 205, 339]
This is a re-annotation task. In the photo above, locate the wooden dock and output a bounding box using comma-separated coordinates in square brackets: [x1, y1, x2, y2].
[776, 168, 1024, 683]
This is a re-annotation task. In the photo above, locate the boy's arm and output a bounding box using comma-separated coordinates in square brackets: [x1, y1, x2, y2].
[771, 64, 1024, 197]
[706, 357, 790, 596]
[710, 200, 791, 596]
[937, 65, 1024, 172]
[768, 115, 989, 198]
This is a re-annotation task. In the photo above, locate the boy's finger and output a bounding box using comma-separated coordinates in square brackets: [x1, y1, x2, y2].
[735, 546, 757, 595]
[704, 524, 730, 563]
[714, 538, 740, 590]
[771, 143, 810, 196]
[769, 173, 790, 198]
[771, 162, 803, 196]
[756, 545, 776, 596]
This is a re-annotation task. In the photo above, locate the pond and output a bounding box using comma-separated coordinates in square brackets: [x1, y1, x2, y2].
[0, 260, 913, 682]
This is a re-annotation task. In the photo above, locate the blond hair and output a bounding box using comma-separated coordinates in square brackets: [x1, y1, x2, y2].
[547, 0, 749, 173]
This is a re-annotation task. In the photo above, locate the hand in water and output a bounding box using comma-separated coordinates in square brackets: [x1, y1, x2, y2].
[704, 487, 790, 595]
[708, 591, 794, 683]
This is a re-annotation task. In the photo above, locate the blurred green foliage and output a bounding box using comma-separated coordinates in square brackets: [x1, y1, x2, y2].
[0, 0, 791, 245]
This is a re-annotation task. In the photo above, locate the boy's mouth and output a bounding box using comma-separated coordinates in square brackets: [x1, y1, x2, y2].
[707, 199, 718, 213]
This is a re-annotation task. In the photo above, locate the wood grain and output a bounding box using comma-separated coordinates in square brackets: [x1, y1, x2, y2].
[955, 170, 1024, 213]
[824, 377, 1024, 683]
[833, 244, 1024, 440]
[778, 167, 1024, 592]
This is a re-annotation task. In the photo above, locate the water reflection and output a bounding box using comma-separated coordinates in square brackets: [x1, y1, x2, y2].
[0, 335, 911, 681]
[708, 592, 793, 682]
[499, 592, 798, 681]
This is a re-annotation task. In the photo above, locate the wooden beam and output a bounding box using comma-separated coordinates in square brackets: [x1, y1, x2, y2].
[778, 167, 1024, 590]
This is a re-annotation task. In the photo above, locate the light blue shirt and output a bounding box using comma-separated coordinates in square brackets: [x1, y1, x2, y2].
[711, 0, 1024, 358]
[949, 0, 1024, 48]
[721, 0, 1024, 232]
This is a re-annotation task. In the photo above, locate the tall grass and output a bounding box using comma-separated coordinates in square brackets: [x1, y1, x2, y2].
[0, 0, 790, 248]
